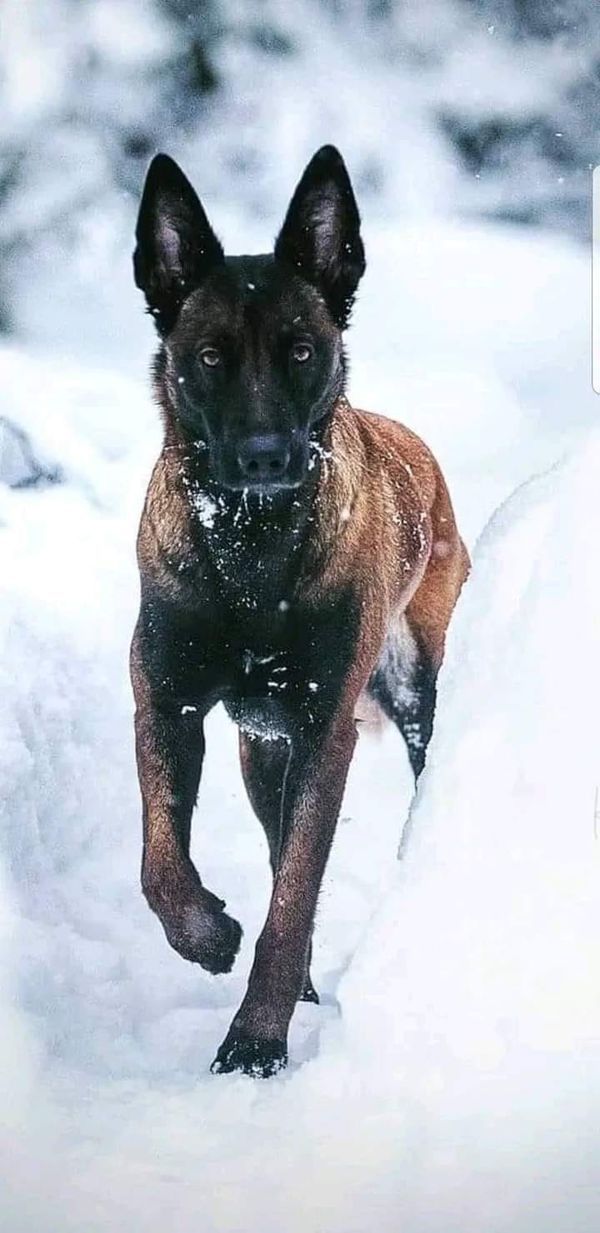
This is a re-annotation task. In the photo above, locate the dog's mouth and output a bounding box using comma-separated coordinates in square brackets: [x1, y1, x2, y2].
[218, 476, 305, 493]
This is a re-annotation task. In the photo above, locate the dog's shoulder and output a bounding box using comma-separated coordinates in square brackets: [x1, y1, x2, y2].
[306, 401, 464, 606]
[136, 451, 207, 597]
[347, 405, 441, 508]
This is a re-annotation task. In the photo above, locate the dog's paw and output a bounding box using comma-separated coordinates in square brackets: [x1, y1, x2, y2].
[163, 901, 242, 974]
[210, 1031, 288, 1078]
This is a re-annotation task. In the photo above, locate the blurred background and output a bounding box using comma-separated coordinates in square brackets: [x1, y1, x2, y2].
[0, 0, 598, 365]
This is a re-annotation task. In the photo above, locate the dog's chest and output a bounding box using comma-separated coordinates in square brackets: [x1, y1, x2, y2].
[224, 649, 292, 741]
[185, 486, 305, 614]
[222, 646, 316, 743]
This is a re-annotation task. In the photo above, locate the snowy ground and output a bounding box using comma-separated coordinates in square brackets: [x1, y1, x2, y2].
[1, 217, 599, 1232]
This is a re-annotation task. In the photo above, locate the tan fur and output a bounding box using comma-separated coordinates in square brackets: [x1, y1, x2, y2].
[298, 396, 469, 702]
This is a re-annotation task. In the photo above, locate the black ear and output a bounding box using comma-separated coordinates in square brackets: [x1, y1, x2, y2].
[133, 154, 224, 335]
[274, 145, 365, 329]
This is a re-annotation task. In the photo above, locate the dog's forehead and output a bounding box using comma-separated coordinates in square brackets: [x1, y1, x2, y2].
[179, 255, 327, 335]
[225, 253, 277, 295]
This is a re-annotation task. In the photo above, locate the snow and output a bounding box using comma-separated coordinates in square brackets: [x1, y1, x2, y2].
[1, 208, 599, 1229]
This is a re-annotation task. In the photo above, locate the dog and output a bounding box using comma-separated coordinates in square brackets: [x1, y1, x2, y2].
[131, 145, 469, 1077]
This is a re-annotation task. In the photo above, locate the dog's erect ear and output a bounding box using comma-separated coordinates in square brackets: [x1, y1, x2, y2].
[274, 145, 365, 329]
[133, 154, 224, 335]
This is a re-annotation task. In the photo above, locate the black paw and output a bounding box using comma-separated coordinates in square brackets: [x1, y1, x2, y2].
[210, 1032, 288, 1078]
[163, 902, 243, 974]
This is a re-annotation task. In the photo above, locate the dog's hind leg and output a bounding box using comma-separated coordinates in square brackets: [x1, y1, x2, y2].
[239, 733, 319, 1003]
[239, 733, 288, 871]
[368, 617, 437, 781]
[370, 487, 470, 780]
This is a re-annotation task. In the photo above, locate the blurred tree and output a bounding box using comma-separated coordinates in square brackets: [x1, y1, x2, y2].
[0, 0, 597, 348]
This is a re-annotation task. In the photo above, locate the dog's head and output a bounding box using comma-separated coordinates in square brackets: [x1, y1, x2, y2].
[133, 146, 365, 491]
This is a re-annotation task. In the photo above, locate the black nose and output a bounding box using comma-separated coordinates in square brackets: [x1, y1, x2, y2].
[237, 434, 291, 482]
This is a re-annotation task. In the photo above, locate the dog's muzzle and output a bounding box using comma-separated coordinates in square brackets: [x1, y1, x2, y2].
[218, 432, 309, 491]
[237, 433, 290, 483]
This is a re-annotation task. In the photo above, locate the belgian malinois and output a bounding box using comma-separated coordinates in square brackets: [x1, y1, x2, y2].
[131, 145, 469, 1077]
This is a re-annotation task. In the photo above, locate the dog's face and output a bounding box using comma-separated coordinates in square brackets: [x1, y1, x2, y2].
[133, 146, 365, 491]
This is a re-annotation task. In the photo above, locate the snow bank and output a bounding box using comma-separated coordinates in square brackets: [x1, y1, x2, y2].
[337, 432, 600, 1230]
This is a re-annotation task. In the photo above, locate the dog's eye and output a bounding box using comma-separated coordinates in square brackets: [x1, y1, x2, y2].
[199, 347, 221, 369]
[291, 342, 313, 364]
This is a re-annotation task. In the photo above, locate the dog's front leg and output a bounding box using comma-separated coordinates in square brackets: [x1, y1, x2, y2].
[132, 631, 242, 975]
[212, 705, 358, 1076]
